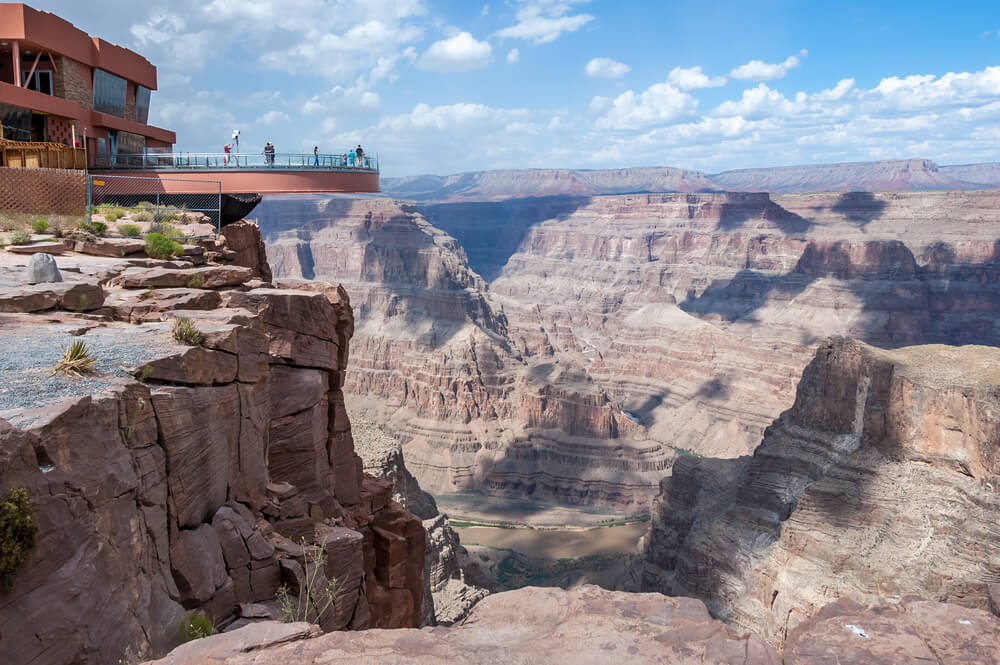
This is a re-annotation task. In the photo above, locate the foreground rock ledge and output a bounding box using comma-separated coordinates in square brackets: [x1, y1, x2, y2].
[146, 585, 1000, 665]
[148, 585, 781, 664]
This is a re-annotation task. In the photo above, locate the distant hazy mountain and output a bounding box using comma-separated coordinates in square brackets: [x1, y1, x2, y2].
[383, 158, 997, 201]
[381, 166, 720, 202]
[940, 162, 1000, 186]
[710, 158, 980, 194]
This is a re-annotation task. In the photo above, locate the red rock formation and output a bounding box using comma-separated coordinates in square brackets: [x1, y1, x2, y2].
[640, 338, 1000, 648]
[143, 586, 1000, 665]
[220, 220, 273, 283]
[0, 230, 424, 665]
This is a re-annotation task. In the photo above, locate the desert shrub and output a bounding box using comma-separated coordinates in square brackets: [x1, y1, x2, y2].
[172, 316, 204, 346]
[144, 232, 183, 259]
[79, 220, 107, 236]
[276, 538, 344, 623]
[148, 221, 181, 237]
[118, 223, 141, 237]
[183, 273, 206, 288]
[177, 613, 213, 643]
[0, 488, 38, 591]
[30, 219, 48, 233]
[8, 230, 32, 245]
[132, 211, 154, 222]
[136, 201, 155, 209]
[51, 340, 97, 377]
[103, 208, 126, 222]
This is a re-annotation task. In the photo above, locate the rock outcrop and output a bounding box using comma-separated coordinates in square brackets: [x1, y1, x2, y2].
[0, 228, 426, 665]
[640, 337, 1000, 648]
[352, 411, 491, 625]
[145, 586, 1000, 665]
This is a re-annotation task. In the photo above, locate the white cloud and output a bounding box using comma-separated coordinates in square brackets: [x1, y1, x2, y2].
[585, 57, 630, 79]
[418, 31, 493, 72]
[507, 48, 520, 64]
[730, 49, 807, 81]
[595, 81, 698, 130]
[256, 110, 291, 125]
[667, 66, 726, 90]
[497, 0, 594, 44]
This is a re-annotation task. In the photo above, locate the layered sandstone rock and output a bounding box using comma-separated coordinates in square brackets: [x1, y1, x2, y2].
[258, 196, 665, 511]
[146, 585, 783, 665]
[352, 411, 491, 625]
[145, 586, 1000, 665]
[0, 233, 425, 665]
[640, 337, 1000, 648]
[259, 189, 1000, 512]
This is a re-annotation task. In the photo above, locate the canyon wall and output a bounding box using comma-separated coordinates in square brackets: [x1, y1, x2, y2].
[259, 188, 1000, 511]
[0, 243, 425, 665]
[640, 337, 1000, 648]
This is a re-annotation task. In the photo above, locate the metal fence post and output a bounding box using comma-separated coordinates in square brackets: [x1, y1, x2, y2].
[86, 174, 92, 223]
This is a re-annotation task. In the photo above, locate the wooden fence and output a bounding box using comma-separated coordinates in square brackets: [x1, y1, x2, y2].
[0, 139, 87, 170]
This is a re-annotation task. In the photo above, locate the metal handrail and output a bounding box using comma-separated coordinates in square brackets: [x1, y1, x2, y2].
[97, 151, 379, 172]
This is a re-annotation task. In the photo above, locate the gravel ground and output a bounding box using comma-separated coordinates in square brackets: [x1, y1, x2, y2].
[350, 410, 403, 472]
[0, 321, 175, 419]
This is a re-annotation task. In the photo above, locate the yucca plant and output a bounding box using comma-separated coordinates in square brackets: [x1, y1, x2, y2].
[51, 340, 97, 377]
[172, 317, 204, 346]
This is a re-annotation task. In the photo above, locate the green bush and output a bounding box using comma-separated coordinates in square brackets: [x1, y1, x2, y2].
[79, 220, 107, 236]
[8, 230, 32, 245]
[103, 208, 126, 222]
[172, 316, 204, 346]
[30, 219, 48, 234]
[148, 222, 181, 237]
[0, 487, 38, 591]
[177, 613, 213, 643]
[118, 223, 141, 237]
[136, 201, 155, 209]
[133, 211, 154, 222]
[144, 232, 183, 259]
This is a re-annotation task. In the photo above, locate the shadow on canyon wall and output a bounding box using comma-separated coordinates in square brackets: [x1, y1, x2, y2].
[716, 197, 814, 234]
[679, 239, 1000, 348]
[418, 196, 592, 282]
[830, 191, 889, 230]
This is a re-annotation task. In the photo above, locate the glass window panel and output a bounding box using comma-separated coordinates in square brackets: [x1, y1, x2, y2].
[135, 86, 151, 124]
[0, 103, 32, 141]
[93, 69, 127, 118]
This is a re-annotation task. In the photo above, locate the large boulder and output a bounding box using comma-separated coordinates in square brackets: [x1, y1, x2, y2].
[27, 252, 62, 284]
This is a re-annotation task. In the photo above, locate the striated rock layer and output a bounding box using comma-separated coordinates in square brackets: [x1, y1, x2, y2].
[640, 337, 1000, 648]
[259, 189, 1000, 511]
[0, 232, 425, 665]
[258, 195, 663, 511]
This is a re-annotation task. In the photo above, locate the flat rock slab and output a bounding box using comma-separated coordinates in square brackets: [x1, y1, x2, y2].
[784, 597, 1000, 664]
[5, 241, 68, 255]
[75, 237, 146, 257]
[0, 280, 104, 312]
[105, 288, 223, 323]
[146, 586, 783, 665]
[114, 265, 253, 289]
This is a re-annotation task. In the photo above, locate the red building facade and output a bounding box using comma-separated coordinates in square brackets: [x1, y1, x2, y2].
[0, 3, 175, 166]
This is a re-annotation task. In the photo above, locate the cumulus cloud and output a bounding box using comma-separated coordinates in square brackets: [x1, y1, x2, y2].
[584, 57, 629, 79]
[595, 81, 698, 130]
[507, 48, 520, 64]
[418, 32, 493, 71]
[497, 0, 594, 44]
[256, 110, 291, 125]
[730, 49, 807, 81]
[667, 66, 726, 90]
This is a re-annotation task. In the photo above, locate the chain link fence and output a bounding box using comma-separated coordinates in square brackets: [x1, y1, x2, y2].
[88, 174, 222, 238]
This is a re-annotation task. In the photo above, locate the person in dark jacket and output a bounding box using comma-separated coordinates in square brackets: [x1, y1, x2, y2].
[355, 144, 364, 167]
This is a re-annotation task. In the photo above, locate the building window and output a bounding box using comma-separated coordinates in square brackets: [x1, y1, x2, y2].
[135, 85, 151, 124]
[22, 70, 53, 95]
[0, 103, 32, 141]
[93, 69, 127, 118]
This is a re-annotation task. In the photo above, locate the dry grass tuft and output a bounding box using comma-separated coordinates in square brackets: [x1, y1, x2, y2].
[51, 340, 97, 377]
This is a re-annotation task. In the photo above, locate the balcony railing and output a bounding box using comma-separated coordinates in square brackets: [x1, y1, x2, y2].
[96, 151, 379, 172]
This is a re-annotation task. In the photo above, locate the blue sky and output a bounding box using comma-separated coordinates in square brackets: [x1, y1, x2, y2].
[36, 0, 1000, 176]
